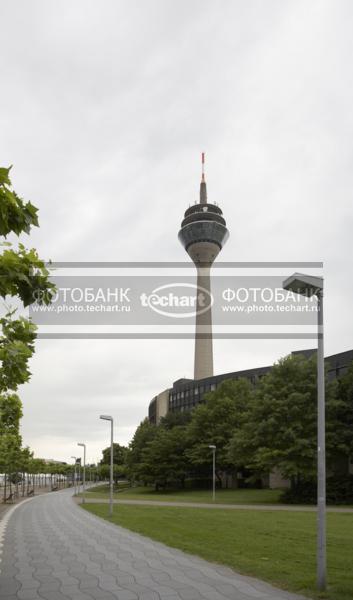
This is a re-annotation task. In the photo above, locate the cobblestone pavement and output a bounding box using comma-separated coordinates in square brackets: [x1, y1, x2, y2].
[0, 486, 66, 520]
[0, 487, 310, 600]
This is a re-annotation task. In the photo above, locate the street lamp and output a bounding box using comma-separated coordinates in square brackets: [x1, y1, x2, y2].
[209, 445, 216, 502]
[100, 415, 114, 517]
[71, 456, 77, 496]
[283, 272, 325, 591]
[77, 443, 86, 504]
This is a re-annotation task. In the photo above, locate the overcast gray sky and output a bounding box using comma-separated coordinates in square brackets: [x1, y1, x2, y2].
[1, 0, 353, 463]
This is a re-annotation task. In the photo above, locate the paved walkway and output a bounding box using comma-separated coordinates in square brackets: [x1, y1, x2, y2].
[0, 487, 310, 600]
[80, 496, 353, 512]
[0, 486, 66, 520]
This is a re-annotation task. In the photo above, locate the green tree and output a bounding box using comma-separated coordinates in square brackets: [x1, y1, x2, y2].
[0, 316, 37, 391]
[18, 446, 33, 496]
[186, 379, 252, 486]
[331, 362, 353, 470]
[139, 425, 190, 490]
[0, 391, 23, 499]
[133, 412, 194, 490]
[100, 443, 128, 482]
[159, 410, 192, 429]
[98, 463, 124, 485]
[125, 418, 158, 483]
[0, 166, 54, 306]
[0, 165, 54, 494]
[0, 392, 23, 435]
[227, 354, 339, 488]
[100, 443, 128, 467]
[0, 166, 38, 236]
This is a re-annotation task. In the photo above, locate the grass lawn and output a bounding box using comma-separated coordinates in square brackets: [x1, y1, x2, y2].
[81, 503, 353, 600]
[83, 484, 283, 504]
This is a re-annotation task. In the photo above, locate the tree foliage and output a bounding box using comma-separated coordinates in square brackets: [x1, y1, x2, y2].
[186, 379, 252, 481]
[0, 245, 55, 306]
[125, 355, 353, 495]
[100, 443, 128, 479]
[139, 426, 190, 490]
[125, 418, 158, 482]
[227, 354, 343, 485]
[0, 166, 39, 236]
[0, 165, 55, 484]
[0, 315, 36, 392]
[333, 362, 353, 460]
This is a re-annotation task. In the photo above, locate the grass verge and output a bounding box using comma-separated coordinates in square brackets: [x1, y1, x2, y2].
[81, 502, 353, 600]
[83, 484, 283, 504]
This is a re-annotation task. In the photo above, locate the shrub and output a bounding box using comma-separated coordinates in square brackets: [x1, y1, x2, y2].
[281, 475, 353, 504]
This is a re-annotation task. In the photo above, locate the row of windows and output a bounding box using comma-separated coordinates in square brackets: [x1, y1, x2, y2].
[167, 371, 275, 413]
[168, 371, 344, 413]
[170, 382, 216, 403]
[167, 362, 351, 415]
[169, 373, 263, 407]
[170, 397, 200, 408]
[328, 366, 347, 380]
[169, 400, 200, 412]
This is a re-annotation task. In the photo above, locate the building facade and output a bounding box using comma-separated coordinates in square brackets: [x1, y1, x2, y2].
[148, 348, 353, 425]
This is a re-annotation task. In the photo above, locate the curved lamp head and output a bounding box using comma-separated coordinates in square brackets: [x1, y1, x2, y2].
[100, 415, 113, 422]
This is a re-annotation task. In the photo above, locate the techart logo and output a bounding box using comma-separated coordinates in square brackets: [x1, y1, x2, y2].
[140, 283, 213, 318]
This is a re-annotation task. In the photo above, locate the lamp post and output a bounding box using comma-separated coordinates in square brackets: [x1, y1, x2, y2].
[283, 272, 325, 591]
[77, 443, 86, 504]
[100, 415, 114, 517]
[209, 445, 216, 502]
[71, 456, 77, 495]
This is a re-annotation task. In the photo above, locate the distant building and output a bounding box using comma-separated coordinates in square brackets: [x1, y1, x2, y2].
[148, 348, 353, 425]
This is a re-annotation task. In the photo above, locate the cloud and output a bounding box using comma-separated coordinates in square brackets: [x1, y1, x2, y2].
[1, 0, 352, 461]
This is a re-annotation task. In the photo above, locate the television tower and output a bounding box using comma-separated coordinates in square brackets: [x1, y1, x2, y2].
[178, 154, 229, 380]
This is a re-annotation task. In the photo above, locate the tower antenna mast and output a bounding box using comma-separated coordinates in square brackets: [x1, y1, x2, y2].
[200, 152, 207, 204]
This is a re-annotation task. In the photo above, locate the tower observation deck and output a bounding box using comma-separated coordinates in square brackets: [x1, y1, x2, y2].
[178, 154, 229, 380]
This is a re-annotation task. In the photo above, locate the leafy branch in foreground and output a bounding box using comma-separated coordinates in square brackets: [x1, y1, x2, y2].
[0, 164, 55, 497]
[0, 166, 38, 236]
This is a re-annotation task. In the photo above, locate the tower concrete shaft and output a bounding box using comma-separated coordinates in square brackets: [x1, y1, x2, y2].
[178, 157, 229, 380]
[194, 264, 213, 380]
